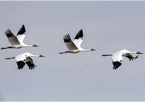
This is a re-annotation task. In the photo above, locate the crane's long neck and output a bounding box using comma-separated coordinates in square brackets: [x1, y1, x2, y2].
[27, 54, 45, 57]
[22, 45, 33, 47]
[28, 54, 40, 57]
[80, 49, 95, 52]
[80, 49, 91, 52]
[22, 44, 38, 47]
[122, 49, 137, 54]
[127, 51, 143, 54]
[127, 51, 136, 54]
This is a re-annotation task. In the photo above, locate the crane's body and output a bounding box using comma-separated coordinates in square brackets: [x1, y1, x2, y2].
[1, 25, 38, 50]
[102, 49, 143, 69]
[5, 52, 45, 70]
[59, 29, 95, 54]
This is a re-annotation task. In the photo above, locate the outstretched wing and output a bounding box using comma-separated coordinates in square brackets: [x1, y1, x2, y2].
[73, 29, 83, 49]
[5, 29, 20, 45]
[15, 53, 26, 70]
[112, 61, 122, 70]
[17, 61, 25, 70]
[124, 53, 138, 61]
[25, 57, 36, 70]
[16, 25, 26, 44]
[112, 51, 123, 69]
[63, 34, 78, 51]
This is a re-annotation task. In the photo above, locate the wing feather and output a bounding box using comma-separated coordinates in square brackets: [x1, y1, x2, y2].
[5, 29, 20, 45]
[26, 57, 36, 70]
[124, 53, 138, 61]
[63, 34, 78, 51]
[17, 25, 26, 43]
[73, 29, 83, 49]
[112, 61, 122, 69]
[74, 29, 83, 39]
[15, 53, 26, 69]
[112, 51, 123, 62]
[17, 61, 25, 69]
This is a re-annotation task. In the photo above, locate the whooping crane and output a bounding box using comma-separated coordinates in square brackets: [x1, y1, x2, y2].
[102, 49, 143, 70]
[1, 25, 39, 50]
[5, 52, 45, 70]
[59, 29, 95, 54]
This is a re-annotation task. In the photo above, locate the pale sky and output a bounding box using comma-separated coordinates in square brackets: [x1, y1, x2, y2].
[0, 1, 145, 101]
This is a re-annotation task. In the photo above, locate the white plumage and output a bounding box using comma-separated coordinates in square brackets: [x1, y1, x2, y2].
[1, 25, 38, 50]
[59, 29, 95, 54]
[5, 52, 45, 70]
[102, 49, 143, 69]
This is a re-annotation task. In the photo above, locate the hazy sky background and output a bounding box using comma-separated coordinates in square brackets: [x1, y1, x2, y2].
[0, 1, 145, 101]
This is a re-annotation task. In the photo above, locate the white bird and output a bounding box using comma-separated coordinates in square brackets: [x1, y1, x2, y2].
[5, 52, 45, 70]
[102, 49, 143, 70]
[1, 25, 38, 50]
[59, 29, 96, 54]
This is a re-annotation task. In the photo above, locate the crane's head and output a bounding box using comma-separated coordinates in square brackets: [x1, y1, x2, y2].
[136, 51, 143, 54]
[39, 55, 45, 57]
[33, 44, 39, 47]
[90, 49, 96, 51]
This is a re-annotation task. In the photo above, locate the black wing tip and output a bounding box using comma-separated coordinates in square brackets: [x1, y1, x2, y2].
[135, 55, 138, 59]
[5, 29, 12, 35]
[5, 29, 11, 33]
[80, 29, 83, 32]
[5, 29, 14, 37]
[17, 61, 25, 70]
[22, 25, 25, 30]
[128, 55, 138, 61]
[26, 61, 36, 70]
[63, 34, 71, 42]
[29, 65, 37, 70]
[17, 25, 26, 35]
[112, 61, 122, 70]
[74, 29, 83, 39]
